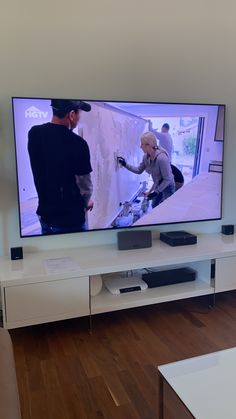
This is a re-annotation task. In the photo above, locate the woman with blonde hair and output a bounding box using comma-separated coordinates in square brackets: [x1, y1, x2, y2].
[118, 131, 175, 208]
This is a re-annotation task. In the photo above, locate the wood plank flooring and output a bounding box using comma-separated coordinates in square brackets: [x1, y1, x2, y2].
[10, 291, 236, 419]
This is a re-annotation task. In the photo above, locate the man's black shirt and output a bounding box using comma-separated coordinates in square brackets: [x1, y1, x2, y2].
[28, 123, 92, 227]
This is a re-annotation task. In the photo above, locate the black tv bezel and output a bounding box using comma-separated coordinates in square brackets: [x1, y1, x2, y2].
[11, 97, 226, 238]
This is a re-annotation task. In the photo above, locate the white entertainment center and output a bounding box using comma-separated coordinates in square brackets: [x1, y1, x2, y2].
[1, 233, 236, 329]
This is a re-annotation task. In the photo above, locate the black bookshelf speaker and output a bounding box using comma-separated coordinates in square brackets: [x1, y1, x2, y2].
[10, 247, 23, 260]
[117, 230, 152, 250]
[221, 225, 234, 235]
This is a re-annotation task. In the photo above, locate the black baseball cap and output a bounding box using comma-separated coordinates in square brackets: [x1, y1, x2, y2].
[51, 99, 91, 113]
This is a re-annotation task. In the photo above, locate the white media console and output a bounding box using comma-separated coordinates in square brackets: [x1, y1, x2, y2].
[1, 233, 236, 329]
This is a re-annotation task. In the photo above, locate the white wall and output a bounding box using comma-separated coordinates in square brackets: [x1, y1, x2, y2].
[0, 1, 235, 256]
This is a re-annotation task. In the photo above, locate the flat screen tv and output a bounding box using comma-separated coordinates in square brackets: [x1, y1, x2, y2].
[12, 97, 225, 237]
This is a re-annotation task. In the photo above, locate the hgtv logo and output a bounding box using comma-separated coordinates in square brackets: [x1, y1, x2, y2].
[25, 106, 48, 119]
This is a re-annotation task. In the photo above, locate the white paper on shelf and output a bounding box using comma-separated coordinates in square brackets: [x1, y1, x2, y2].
[43, 257, 80, 275]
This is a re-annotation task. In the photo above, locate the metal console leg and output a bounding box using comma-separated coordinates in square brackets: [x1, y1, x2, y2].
[208, 293, 215, 309]
[89, 275, 93, 334]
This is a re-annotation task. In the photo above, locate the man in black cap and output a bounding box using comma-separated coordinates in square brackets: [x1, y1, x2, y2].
[28, 99, 93, 235]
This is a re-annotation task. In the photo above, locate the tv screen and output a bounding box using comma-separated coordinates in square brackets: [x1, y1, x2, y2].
[12, 98, 225, 237]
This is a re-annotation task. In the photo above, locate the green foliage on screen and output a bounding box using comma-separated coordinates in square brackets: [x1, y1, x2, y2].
[183, 136, 197, 155]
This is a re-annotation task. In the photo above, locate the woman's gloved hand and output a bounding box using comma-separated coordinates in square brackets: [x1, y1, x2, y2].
[118, 157, 127, 167]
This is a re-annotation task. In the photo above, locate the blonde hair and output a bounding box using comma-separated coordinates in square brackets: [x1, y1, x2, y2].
[140, 131, 158, 149]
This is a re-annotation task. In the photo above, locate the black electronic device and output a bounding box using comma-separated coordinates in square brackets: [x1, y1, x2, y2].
[120, 286, 141, 293]
[221, 225, 234, 235]
[160, 231, 197, 246]
[10, 246, 23, 260]
[142, 267, 196, 288]
[117, 230, 152, 250]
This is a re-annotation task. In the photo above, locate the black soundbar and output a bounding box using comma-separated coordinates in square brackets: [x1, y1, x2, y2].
[142, 267, 196, 288]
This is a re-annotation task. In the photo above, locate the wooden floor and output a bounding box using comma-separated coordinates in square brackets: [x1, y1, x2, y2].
[10, 291, 236, 419]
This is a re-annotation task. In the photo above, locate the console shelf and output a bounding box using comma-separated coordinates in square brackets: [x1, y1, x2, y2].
[92, 279, 213, 314]
[1, 233, 236, 329]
